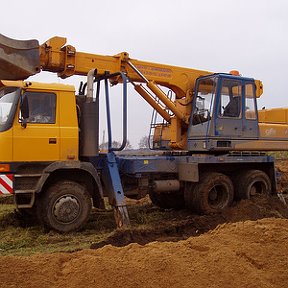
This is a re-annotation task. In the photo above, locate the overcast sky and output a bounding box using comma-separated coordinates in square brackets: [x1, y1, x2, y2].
[2, 0, 288, 147]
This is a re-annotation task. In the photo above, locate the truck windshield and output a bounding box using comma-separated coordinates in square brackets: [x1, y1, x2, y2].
[192, 76, 217, 125]
[0, 87, 19, 132]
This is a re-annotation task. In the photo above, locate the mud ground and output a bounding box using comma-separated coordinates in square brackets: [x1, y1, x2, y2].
[0, 160, 288, 287]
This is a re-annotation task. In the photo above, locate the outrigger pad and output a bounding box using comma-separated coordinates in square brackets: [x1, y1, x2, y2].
[0, 34, 40, 80]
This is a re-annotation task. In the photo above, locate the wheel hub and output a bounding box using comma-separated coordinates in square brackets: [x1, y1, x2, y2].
[250, 185, 257, 196]
[208, 185, 226, 208]
[209, 189, 218, 201]
[53, 195, 80, 224]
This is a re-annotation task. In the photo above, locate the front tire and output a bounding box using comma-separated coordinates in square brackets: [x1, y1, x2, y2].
[37, 180, 92, 232]
[184, 172, 234, 213]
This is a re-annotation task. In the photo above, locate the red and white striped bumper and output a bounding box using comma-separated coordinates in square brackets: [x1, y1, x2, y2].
[0, 174, 13, 195]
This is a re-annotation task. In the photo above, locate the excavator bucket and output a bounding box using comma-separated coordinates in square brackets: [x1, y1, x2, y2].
[0, 34, 40, 80]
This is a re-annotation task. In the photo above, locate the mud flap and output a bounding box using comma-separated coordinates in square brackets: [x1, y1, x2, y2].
[0, 34, 40, 80]
[102, 152, 130, 228]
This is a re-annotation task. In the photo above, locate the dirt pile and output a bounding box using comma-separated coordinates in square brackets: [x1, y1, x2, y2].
[0, 217, 288, 288]
[1, 196, 288, 288]
[92, 195, 288, 248]
[276, 159, 288, 192]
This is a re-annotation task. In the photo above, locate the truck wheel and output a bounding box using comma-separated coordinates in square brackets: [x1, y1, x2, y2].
[235, 170, 271, 199]
[37, 180, 92, 232]
[149, 190, 185, 209]
[185, 172, 234, 213]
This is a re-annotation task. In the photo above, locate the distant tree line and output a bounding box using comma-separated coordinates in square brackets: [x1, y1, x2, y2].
[99, 135, 150, 151]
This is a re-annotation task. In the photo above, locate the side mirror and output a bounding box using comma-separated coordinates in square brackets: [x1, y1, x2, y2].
[20, 94, 29, 128]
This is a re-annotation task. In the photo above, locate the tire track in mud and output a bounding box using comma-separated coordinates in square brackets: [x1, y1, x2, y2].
[91, 195, 288, 249]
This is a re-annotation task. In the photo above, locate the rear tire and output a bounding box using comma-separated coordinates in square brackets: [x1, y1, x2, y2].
[37, 180, 92, 232]
[235, 170, 271, 200]
[184, 172, 234, 213]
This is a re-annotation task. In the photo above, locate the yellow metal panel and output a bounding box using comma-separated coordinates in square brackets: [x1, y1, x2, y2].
[258, 108, 288, 124]
[60, 127, 78, 161]
[235, 140, 288, 151]
[58, 91, 79, 161]
[25, 81, 75, 92]
[255, 80, 263, 98]
[0, 80, 75, 92]
[153, 125, 171, 145]
[0, 80, 25, 88]
[12, 118, 60, 162]
[0, 129, 12, 162]
[235, 122, 288, 151]
[259, 123, 288, 139]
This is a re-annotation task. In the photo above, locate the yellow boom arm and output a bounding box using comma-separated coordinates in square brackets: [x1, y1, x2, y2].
[39, 36, 214, 128]
[0, 34, 263, 149]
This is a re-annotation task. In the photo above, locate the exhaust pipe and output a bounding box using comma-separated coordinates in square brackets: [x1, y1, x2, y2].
[79, 69, 99, 157]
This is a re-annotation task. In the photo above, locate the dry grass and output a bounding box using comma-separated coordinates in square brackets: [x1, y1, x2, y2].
[0, 200, 167, 256]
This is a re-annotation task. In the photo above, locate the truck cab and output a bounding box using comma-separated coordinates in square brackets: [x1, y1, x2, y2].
[0, 81, 79, 163]
[0, 80, 123, 232]
[188, 73, 259, 152]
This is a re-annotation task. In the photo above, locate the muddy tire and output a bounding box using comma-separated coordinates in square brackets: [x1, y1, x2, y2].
[37, 180, 92, 232]
[149, 190, 185, 209]
[235, 170, 271, 200]
[184, 172, 234, 213]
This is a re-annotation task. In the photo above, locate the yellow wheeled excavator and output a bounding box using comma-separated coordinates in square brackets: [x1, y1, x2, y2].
[0, 33, 286, 232]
